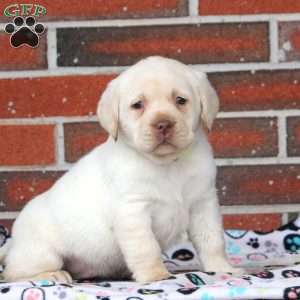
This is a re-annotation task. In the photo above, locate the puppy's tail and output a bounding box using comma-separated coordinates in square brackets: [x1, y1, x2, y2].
[0, 238, 10, 262]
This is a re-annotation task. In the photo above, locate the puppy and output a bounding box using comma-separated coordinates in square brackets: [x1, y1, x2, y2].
[3, 56, 240, 283]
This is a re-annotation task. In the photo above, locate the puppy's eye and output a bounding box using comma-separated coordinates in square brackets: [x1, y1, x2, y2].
[176, 96, 187, 105]
[131, 100, 144, 110]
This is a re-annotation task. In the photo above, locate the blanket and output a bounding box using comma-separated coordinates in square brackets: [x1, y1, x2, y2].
[0, 218, 300, 300]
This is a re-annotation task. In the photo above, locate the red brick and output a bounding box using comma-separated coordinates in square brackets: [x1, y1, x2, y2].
[209, 70, 300, 111]
[64, 118, 278, 161]
[0, 75, 114, 118]
[199, 0, 300, 15]
[0, 125, 55, 166]
[287, 117, 300, 156]
[0, 31, 47, 70]
[218, 165, 300, 205]
[0, 171, 64, 211]
[57, 23, 269, 66]
[64, 122, 108, 163]
[223, 214, 281, 231]
[209, 118, 278, 158]
[279, 22, 300, 62]
[0, 0, 188, 21]
[0, 219, 14, 232]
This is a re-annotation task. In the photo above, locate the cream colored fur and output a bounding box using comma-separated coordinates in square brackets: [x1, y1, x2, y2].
[3, 56, 241, 283]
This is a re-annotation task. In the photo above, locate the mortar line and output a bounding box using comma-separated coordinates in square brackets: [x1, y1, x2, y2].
[0, 13, 300, 30]
[0, 111, 299, 124]
[55, 123, 66, 165]
[281, 213, 289, 225]
[188, 0, 199, 16]
[2, 62, 300, 79]
[270, 18, 279, 63]
[221, 204, 300, 214]
[46, 27, 58, 69]
[278, 115, 287, 158]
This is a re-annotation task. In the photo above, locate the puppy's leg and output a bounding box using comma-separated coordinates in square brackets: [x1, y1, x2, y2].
[188, 189, 244, 274]
[114, 200, 170, 283]
[19, 271, 72, 283]
[4, 242, 72, 283]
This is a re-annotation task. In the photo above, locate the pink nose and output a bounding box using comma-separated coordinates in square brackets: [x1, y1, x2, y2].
[152, 120, 175, 136]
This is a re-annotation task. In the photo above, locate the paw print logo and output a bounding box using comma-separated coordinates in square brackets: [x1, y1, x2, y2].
[247, 238, 260, 249]
[5, 16, 45, 48]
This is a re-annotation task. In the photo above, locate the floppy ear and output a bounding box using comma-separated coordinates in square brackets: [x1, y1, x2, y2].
[192, 71, 219, 131]
[97, 78, 120, 141]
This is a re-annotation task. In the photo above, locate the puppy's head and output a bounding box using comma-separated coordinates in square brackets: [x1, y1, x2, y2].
[97, 56, 219, 162]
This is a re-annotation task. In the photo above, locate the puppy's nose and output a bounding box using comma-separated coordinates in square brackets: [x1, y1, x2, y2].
[153, 120, 175, 135]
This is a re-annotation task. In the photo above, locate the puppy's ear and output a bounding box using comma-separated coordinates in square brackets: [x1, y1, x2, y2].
[97, 78, 120, 141]
[192, 71, 219, 131]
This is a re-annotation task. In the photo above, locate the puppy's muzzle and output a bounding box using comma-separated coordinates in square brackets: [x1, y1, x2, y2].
[151, 119, 176, 142]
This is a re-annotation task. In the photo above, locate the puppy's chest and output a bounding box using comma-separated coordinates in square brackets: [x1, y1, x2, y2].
[149, 164, 208, 247]
[150, 179, 193, 249]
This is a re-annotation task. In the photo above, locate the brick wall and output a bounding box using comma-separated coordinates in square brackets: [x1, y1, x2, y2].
[1, 0, 300, 232]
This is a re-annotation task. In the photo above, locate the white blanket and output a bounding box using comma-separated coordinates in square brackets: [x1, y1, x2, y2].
[0, 217, 300, 300]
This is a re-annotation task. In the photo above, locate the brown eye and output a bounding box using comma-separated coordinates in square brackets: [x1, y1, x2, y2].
[131, 100, 144, 110]
[176, 96, 187, 105]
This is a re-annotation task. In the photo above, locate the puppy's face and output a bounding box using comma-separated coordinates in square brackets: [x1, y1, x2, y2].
[119, 75, 197, 156]
[98, 56, 219, 161]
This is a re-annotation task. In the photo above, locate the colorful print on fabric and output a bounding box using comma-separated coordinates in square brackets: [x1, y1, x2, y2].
[0, 218, 300, 299]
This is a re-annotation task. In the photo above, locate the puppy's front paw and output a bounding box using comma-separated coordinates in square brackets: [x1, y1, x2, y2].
[20, 270, 72, 283]
[218, 265, 246, 275]
[205, 260, 245, 275]
[134, 266, 171, 283]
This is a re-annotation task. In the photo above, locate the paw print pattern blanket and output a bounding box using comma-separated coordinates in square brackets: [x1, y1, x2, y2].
[0, 218, 300, 300]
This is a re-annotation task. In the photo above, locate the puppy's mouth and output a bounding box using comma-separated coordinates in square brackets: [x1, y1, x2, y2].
[153, 140, 177, 156]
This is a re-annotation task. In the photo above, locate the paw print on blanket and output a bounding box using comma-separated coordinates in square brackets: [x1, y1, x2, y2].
[264, 240, 279, 253]
[185, 273, 206, 286]
[251, 270, 274, 279]
[177, 287, 199, 295]
[247, 238, 260, 249]
[283, 286, 300, 300]
[247, 252, 268, 261]
[282, 270, 300, 278]
[32, 280, 56, 287]
[0, 286, 10, 294]
[21, 288, 45, 300]
[226, 240, 241, 255]
[53, 286, 68, 299]
[284, 234, 300, 253]
[225, 229, 248, 239]
[137, 289, 164, 295]
[171, 248, 194, 261]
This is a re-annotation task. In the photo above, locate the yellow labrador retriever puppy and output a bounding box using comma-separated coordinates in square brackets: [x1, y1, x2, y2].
[2, 56, 240, 283]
